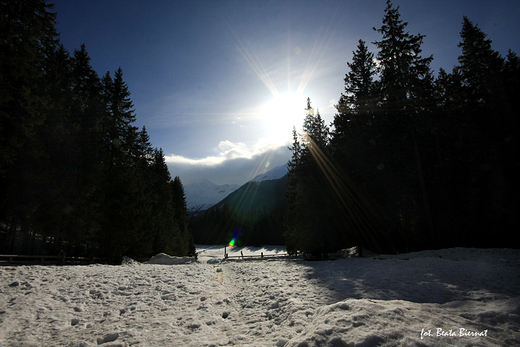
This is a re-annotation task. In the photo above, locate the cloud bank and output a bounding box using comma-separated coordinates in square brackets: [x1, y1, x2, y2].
[166, 140, 292, 185]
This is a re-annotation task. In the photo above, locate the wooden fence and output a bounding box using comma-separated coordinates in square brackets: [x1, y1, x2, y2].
[0, 253, 120, 265]
[224, 252, 289, 260]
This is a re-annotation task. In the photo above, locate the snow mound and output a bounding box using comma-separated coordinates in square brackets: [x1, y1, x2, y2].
[121, 256, 141, 265]
[146, 253, 194, 265]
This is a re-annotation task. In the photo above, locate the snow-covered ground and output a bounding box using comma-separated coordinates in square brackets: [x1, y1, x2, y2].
[1, 246, 519, 346]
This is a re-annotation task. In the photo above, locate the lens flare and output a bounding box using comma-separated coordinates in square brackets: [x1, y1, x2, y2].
[228, 227, 242, 247]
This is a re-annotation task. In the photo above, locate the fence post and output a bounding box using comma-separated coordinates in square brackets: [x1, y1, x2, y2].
[59, 250, 66, 264]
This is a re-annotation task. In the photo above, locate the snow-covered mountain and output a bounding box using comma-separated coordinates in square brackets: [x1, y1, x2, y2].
[250, 163, 288, 182]
[184, 164, 288, 213]
[184, 179, 239, 213]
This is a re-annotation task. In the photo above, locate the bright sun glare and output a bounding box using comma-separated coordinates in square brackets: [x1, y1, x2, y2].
[260, 92, 307, 145]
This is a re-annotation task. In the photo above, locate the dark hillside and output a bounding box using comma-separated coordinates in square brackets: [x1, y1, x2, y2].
[190, 175, 288, 246]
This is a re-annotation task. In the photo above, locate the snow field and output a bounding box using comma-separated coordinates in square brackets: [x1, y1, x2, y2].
[0, 246, 519, 346]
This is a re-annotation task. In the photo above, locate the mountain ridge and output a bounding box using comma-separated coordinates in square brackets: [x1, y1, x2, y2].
[184, 163, 288, 213]
[184, 180, 239, 213]
[250, 163, 288, 182]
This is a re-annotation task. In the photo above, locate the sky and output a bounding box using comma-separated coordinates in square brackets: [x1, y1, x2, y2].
[52, 0, 520, 185]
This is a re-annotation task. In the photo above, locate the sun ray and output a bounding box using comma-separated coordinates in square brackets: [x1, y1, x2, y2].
[223, 5, 343, 148]
[236, 42, 280, 97]
[296, 21, 337, 95]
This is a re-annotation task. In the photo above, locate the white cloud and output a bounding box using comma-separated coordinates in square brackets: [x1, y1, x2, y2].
[214, 140, 251, 160]
[165, 140, 292, 185]
[166, 139, 289, 167]
[164, 154, 224, 166]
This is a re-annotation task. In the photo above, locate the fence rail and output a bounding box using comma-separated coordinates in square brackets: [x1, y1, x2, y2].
[225, 253, 288, 259]
[0, 254, 120, 265]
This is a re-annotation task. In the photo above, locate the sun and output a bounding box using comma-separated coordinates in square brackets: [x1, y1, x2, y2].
[260, 92, 308, 145]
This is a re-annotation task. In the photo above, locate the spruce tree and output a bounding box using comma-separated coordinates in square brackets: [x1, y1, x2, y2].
[374, 0, 433, 110]
[68, 44, 106, 250]
[0, 0, 58, 175]
[134, 126, 154, 164]
[327, 38, 394, 253]
[30, 44, 76, 251]
[334, 39, 378, 128]
[284, 127, 305, 255]
[332, 39, 378, 182]
[112, 67, 137, 151]
[150, 148, 177, 255]
[456, 17, 505, 115]
[171, 176, 195, 256]
[372, 0, 435, 246]
[0, 0, 59, 253]
[451, 17, 517, 244]
[284, 98, 335, 257]
[0, 1, 201, 256]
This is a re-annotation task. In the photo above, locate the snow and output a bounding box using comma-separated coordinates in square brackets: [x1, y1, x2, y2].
[1, 246, 519, 346]
[250, 164, 288, 182]
[146, 253, 195, 265]
[184, 180, 239, 212]
[184, 164, 288, 213]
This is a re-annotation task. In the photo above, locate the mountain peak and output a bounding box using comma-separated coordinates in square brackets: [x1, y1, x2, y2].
[184, 180, 239, 212]
[184, 163, 288, 213]
[251, 163, 288, 182]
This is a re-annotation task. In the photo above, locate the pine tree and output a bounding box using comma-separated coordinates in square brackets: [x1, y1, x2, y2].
[327, 39, 396, 253]
[0, 1, 201, 256]
[111, 67, 137, 155]
[284, 127, 305, 255]
[0, 0, 59, 253]
[97, 67, 143, 257]
[334, 39, 378, 128]
[30, 44, 75, 251]
[171, 176, 195, 256]
[0, 0, 58, 175]
[502, 50, 520, 239]
[149, 148, 177, 255]
[503, 49, 520, 158]
[450, 17, 518, 244]
[456, 17, 505, 115]
[67, 44, 106, 251]
[284, 98, 335, 257]
[332, 39, 379, 183]
[372, 0, 435, 246]
[101, 67, 138, 172]
[373, 0, 433, 111]
[134, 126, 154, 164]
[504, 50, 520, 102]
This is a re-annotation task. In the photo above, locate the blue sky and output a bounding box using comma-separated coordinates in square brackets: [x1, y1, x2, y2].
[52, 0, 520, 185]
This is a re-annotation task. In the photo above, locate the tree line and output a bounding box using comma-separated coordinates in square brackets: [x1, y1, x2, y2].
[285, 1, 519, 256]
[190, 177, 288, 246]
[0, 0, 194, 258]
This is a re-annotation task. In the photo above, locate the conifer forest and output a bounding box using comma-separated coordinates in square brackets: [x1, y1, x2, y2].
[283, 2, 519, 255]
[1, 1, 519, 258]
[1, 0, 194, 258]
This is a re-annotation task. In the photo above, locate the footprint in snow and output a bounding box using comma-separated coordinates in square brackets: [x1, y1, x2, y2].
[214, 266, 223, 283]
